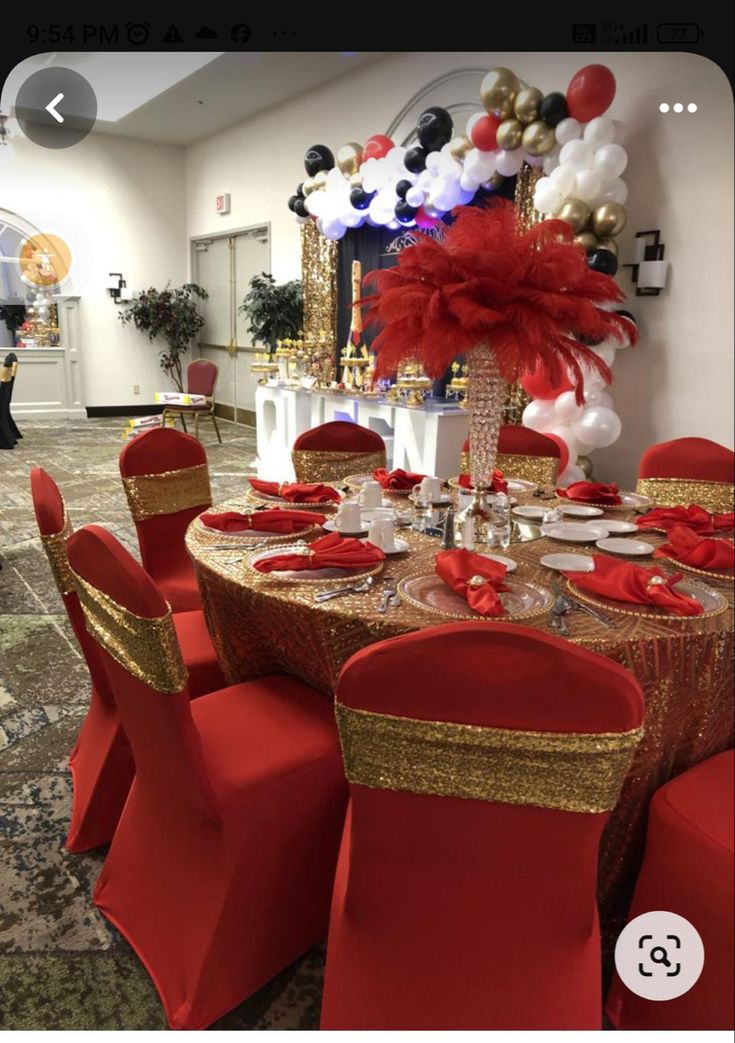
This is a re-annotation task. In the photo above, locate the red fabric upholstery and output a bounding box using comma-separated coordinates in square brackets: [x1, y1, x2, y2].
[638, 437, 735, 483]
[462, 425, 563, 459]
[119, 427, 210, 611]
[321, 623, 644, 1030]
[67, 524, 347, 1030]
[293, 420, 385, 453]
[186, 359, 218, 398]
[606, 750, 734, 1030]
[30, 469, 224, 852]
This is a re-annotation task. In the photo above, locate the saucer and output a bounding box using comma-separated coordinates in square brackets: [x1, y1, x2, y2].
[559, 504, 605, 518]
[601, 520, 639, 534]
[323, 520, 369, 537]
[512, 506, 546, 521]
[541, 522, 610, 543]
[540, 552, 595, 573]
[596, 537, 654, 556]
[364, 536, 409, 556]
[478, 552, 518, 573]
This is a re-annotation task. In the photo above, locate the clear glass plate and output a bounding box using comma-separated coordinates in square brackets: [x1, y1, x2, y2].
[398, 573, 552, 621]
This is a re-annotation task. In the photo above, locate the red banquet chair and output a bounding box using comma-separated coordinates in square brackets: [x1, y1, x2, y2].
[119, 426, 212, 611]
[637, 437, 735, 513]
[320, 623, 644, 1030]
[161, 358, 222, 444]
[606, 749, 734, 1031]
[30, 467, 225, 852]
[460, 424, 565, 485]
[67, 524, 347, 1030]
[291, 420, 386, 483]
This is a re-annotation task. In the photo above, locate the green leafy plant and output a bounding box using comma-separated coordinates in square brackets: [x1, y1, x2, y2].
[239, 273, 303, 353]
[0, 304, 27, 341]
[119, 283, 209, 391]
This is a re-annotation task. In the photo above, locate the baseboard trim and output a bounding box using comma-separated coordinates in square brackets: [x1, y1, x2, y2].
[86, 404, 164, 418]
[214, 403, 256, 426]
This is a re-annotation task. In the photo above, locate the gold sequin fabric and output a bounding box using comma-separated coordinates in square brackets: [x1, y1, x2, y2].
[1, 361, 18, 382]
[336, 703, 642, 813]
[636, 477, 735, 514]
[301, 220, 338, 346]
[122, 463, 212, 521]
[39, 512, 75, 595]
[71, 570, 187, 693]
[458, 452, 558, 486]
[291, 448, 386, 484]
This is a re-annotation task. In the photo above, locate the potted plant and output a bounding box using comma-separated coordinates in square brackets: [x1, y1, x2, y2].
[0, 304, 27, 345]
[119, 283, 209, 391]
[239, 273, 303, 353]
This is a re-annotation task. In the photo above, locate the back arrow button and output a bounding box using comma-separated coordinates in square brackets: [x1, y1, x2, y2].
[46, 93, 65, 123]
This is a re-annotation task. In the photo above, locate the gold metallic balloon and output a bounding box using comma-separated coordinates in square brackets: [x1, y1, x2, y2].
[349, 172, 363, 187]
[597, 236, 619, 256]
[302, 176, 318, 196]
[496, 118, 524, 151]
[592, 202, 627, 238]
[574, 231, 599, 252]
[487, 172, 505, 188]
[557, 197, 591, 233]
[480, 67, 520, 119]
[514, 86, 543, 124]
[336, 142, 363, 177]
[521, 119, 557, 157]
[577, 455, 594, 478]
[313, 170, 328, 191]
[449, 134, 473, 161]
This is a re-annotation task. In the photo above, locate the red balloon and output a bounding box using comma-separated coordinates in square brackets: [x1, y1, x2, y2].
[363, 134, 394, 162]
[566, 64, 616, 123]
[470, 114, 502, 152]
[414, 205, 438, 230]
[520, 363, 573, 401]
[542, 432, 570, 476]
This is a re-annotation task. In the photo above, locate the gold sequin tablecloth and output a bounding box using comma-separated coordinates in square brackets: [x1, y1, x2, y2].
[187, 502, 734, 946]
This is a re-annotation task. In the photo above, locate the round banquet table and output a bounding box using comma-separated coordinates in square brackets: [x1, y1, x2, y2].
[186, 492, 734, 951]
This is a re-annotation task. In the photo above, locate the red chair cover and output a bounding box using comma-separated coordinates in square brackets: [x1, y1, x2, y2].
[321, 623, 643, 1030]
[638, 437, 735, 483]
[186, 359, 218, 398]
[462, 425, 564, 459]
[119, 427, 210, 611]
[67, 525, 347, 1030]
[293, 420, 384, 452]
[606, 750, 734, 1030]
[31, 468, 224, 852]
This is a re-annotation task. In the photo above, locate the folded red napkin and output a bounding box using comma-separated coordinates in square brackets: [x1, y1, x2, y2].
[563, 553, 703, 616]
[636, 504, 735, 535]
[373, 467, 425, 491]
[253, 531, 385, 573]
[249, 478, 340, 503]
[435, 549, 510, 617]
[654, 525, 735, 571]
[557, 481, 622, 505]
[200, 508, 326, 534]
[458, 470, 508, 494]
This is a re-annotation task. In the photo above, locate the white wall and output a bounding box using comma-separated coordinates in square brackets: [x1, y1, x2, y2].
[186, 51, 734, 484]
[1, 132, 187, 406]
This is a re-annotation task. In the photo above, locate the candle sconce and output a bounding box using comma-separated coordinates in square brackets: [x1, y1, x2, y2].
[623, 230, 669, 296]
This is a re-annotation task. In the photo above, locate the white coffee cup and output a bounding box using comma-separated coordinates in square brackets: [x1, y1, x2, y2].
[419, 476, 442, 502]
[335, 501, 362, 532]
[359, 479, 383, 509]
[368, 517, 396, 553]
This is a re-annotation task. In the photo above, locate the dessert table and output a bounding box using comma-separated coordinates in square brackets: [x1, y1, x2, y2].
[186, 493, 734, 949]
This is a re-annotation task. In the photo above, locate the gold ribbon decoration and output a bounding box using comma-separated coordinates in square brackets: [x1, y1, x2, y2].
[291, 448, 387, 484]
[71, 570, 188, 694]
[459, 450, 559, 487]
[122, 463, 212, 521]
[335, 703, 643, 814]
[39, 511, 76, 595]
[1, 361, 18, 382]
[636, 477, 735, 515]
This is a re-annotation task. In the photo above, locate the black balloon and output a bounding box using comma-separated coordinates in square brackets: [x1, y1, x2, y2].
[404, 146, 427, 173]
[350, 187, 373, 211]
[538, 92, 568, 127]
[395, 200, 418, 224]
[587, 248, 619, 276]
[304, 144, 335, 177]
[287, 195, 300, 212]
[296, 182, 305, 198]
[615, 308, 637, 326]
[293, 197, 309, 218]
[396, 179, 412, 200]
[417, 106, 454, 152]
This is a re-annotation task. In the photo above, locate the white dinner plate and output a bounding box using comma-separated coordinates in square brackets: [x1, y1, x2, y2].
[478, 552, 518, 573]
[512, 505, 546, 521]
[540, 553, 595, 573]
[559, 504, 605, 518]
[506, 478, 538, 492]
[596, 537, 654, 556]
[541, 522, 611, 543]
[601, 520, 639, 534]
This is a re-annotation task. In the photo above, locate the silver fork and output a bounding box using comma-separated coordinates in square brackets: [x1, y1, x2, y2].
[378, 579, 397, 613]
[551, 577, 616, 629]
[314, 576, 375, 602]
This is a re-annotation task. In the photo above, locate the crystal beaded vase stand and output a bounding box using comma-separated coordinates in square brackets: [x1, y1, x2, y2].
[468, 342, 507, 489]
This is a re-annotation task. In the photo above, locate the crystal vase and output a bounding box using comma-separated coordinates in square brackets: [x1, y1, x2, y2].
[468, 341, 507, 489]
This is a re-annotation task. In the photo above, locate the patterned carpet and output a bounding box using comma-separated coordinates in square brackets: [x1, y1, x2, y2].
[0, 417, 325, 1030]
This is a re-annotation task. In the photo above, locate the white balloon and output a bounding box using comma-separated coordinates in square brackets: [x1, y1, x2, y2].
[458, 187, 477, 205]
[534, 179, 564, 215]
[495, 149, 524, 177]
[584, 387, 614, 409]
[406, 186, 424, 207]
[583, 116, 615, 148]
[466, 111, 486, 137]
[557, 463, 586, 487]
[545, 423, 578, 459]
[459, 171, 479, 193]
[549, 164, 576, 195]
[438, 152, 462, 177]
[387, 146, 407, 168]
[593, 143, 628, 179]
[341, 210, 364, 228]
[554, 390, 585, 422]
[464, 147, 496, 181]
[554, 117, 582, 146]
[572, 406, 622, 449]
[417, 169, 433, 191]
[524, 151, 545, 168]
[597, 178, 628, 205]
[294, 214, 309, 225]
[573, 168, 602, 204]
[306, 191, 327, 217]
[542, 148, 561, 175]
[591, 342, 616, 367]
[322, 220, 346, 240]
[522, 398, 557, 432]
[559, 139, 594, 172]
[425, 151, 441, 173]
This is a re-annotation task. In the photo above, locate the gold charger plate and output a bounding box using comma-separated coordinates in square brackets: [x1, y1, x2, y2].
[554, 490, 653, 512]
[245, 488, 340, 510]
[397, 573, 553, 622]
[244, 543, 384, 587]
[654, 553, 735, 584]
[566, 577, 728, 620]
[195, 517, 325, 547]
[343, 473, 413, 496]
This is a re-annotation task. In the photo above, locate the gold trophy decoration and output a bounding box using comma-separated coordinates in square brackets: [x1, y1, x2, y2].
[339, 260, 371, 391]
[391, 359, 432, 407]
[446, 360, 470, 407]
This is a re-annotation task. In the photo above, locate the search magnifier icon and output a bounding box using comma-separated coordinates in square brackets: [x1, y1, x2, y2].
[650, 945, 671, 967]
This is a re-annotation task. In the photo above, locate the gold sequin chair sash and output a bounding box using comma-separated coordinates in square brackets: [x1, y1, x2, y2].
[459, 450, 559, 486]
[70, 568, 188, 694]
[291, 448, 387, 484]
[122, 463, 212, 522]
[636, 477, 735, 514]
[40, 510, 76, 596]
[335, 703, 642, 814]
[1, 361, 18, 382]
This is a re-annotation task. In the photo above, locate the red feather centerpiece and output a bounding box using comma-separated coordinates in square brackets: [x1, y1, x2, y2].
[364, 200, 636, 487]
